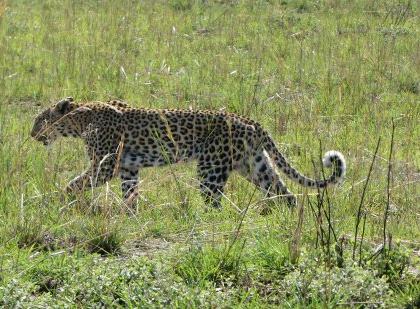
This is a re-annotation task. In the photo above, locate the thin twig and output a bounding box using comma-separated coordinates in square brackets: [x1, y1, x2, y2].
[358, 212, 367, 266]
[317, 141, 331, 261]
[317, 140, 338, 244]
[352, 137, 381, 260]
[290, 195, 305, 264]
[383, 119, 395, 254]
[307, 197, 321, 248]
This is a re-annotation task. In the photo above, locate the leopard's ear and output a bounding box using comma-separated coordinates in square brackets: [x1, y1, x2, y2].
[69, 106, 92, 115]
[56, 98, 74, 113]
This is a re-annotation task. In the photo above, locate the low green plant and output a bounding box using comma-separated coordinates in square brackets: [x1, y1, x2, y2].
[281, 251, 393, 307]
[371, 245, 411, 287]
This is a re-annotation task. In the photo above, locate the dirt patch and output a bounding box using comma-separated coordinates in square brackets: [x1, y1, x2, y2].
[124, 237, 174, 258]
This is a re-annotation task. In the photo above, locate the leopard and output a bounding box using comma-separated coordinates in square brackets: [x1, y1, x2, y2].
[31, 97, 346, 210]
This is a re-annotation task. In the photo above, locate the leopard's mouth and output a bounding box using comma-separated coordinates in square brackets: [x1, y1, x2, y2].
[35, 134, 51, 146]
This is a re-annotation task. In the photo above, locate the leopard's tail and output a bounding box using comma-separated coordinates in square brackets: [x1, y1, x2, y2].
[260, 128, 346, 188]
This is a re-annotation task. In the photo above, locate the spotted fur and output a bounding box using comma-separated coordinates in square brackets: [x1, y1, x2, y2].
[31, 97, 346, 209]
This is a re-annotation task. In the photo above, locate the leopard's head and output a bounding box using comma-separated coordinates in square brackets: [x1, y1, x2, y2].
[31, 97, 78, 146]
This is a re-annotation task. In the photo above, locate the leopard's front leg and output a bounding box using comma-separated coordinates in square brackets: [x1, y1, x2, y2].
[119, 157, 140, 210]
[66, 154, 117, 194]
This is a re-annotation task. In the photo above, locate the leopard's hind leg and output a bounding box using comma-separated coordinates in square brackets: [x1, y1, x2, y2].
[239, 150, 296, 208]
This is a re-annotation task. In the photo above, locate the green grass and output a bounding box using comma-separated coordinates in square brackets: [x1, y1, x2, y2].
[0, 0, 419, 307]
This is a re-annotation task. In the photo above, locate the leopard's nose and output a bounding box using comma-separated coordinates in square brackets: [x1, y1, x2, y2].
[30, 128, 37, 138]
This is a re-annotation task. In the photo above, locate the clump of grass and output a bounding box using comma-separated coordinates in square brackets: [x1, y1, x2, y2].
[174, 243, 245, 286]
[252, 236, 292, 277]
[82, 219, 123, 256]
[169, 0, 193, 11]
[398, 78, 419, 94]
[13, 223, 43, 249]
[8, 218, 56, 250]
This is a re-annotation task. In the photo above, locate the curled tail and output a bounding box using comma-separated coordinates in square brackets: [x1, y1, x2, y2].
[261, 129, 346, 188]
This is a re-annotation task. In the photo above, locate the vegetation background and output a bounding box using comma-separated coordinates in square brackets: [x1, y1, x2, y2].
[0, 0, 419, 307]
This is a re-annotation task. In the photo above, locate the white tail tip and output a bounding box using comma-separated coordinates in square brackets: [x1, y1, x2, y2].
[322, 150, 346, 183]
